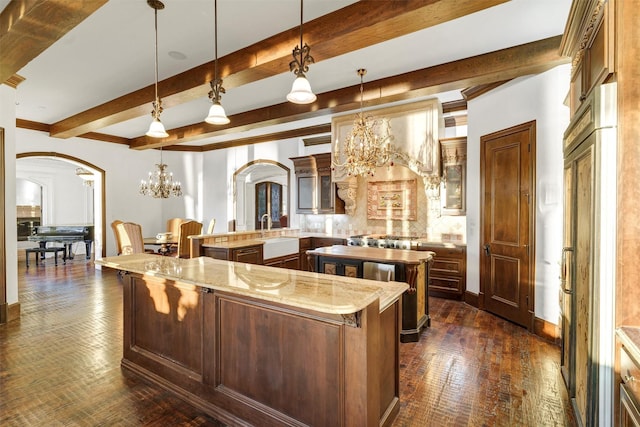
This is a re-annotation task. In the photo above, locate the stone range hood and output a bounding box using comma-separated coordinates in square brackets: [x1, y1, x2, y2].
[331, 99, 444, 215]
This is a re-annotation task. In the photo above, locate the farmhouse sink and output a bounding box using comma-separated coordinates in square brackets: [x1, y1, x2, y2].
[258, 237, 299, 259]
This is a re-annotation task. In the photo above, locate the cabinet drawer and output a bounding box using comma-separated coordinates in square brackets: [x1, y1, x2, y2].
[299, 237, 312, 251]
[430, 276, 462, 292]
[622, 346, 640, 405]
[432, 258, 463, 275]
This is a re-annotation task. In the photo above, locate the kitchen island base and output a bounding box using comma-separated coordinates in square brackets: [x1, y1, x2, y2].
[119, 268, 403, 427]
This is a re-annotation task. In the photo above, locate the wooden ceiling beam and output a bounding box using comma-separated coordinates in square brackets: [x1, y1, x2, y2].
[48, 0, 507, 139]
[130, 36, 569, 150]
[0, 0, 108, 84]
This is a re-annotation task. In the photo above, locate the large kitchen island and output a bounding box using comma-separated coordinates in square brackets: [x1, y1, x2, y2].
[96, 254, 408, 427]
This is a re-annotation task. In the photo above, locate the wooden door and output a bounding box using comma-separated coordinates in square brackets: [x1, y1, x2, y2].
[255, 182, 283, 229]
[480, 121, 535, 329]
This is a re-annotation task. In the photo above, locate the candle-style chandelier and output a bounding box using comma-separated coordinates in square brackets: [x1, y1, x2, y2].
[332, 69, 394, 177]
[139, 148, 182, 198]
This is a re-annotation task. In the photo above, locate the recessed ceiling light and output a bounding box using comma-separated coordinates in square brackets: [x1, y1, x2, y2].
[168, 51, 187, 60]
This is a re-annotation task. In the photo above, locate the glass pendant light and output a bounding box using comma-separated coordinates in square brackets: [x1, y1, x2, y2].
[286, 0, 316, 104]
[146, 0, 169, 138]
[205, 0, 230, 124]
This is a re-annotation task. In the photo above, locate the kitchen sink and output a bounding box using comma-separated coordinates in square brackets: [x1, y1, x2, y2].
[258, 237, 299, 259]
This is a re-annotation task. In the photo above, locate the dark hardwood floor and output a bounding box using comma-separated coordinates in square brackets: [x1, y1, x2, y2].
[1, 256, 576, 426]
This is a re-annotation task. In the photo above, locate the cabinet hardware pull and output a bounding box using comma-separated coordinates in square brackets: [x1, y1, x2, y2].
[625, 374, 635, 383]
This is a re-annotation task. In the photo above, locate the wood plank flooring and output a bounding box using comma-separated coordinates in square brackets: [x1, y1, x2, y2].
[1, 257, 576, 426]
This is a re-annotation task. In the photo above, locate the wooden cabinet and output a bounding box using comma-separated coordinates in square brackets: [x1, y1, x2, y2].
[298, 237, 311, 271]
[311, 236, 346, 249]
[203, 243, 264, 265]
[560, 83, 617, 426]
[264, 253, 299, 270]
[290, 153, 345, 214]
[562, 0, 614, 116]
[618, 329, 640, 427]
[419, 244, 466, 300]
[440, 137, 466, 215]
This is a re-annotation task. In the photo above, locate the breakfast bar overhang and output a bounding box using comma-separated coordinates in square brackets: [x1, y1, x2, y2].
[96, 254, 408, 427]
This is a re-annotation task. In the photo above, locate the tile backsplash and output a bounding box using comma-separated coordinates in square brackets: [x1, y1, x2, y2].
[301, 165, 466, 243]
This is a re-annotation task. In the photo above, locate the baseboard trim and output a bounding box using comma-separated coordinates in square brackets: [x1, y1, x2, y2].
[462, 290, 559, 344]
[1, 301, 20, 323]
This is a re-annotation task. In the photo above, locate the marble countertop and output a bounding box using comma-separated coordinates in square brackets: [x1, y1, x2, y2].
[618, 326, 640, 362]
[307, 245, 434, 264]
[202, 239, 265, 249]
[96, 254, 408, 315]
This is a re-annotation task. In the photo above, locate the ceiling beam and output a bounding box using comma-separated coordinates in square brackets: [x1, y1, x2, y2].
[130, 35, 570, 150]
[0, 0, 108, 84]
[48, 0, 508, 139]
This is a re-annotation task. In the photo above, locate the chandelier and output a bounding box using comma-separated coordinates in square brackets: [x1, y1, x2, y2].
[75, 167, 94, 187]
[332, 69, 394, 177]
[139, 149, 182, 198]
[204, 0, 229, 125]
[286, 0, 316, 104]
[145, 0, 168, 138]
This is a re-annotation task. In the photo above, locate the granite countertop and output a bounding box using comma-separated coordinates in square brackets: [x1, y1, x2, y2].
[307, 245, 434, 264]
[618, 326, 640, 362]
[96, 254, 408, 315]
[202, 239, 265, 249]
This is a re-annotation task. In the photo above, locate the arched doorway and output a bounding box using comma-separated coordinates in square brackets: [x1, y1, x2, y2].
[16, 152, 106, 259]
[233, 160, 290, 231]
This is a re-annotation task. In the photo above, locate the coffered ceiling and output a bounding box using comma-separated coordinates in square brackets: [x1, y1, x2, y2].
[1, 0, 572, 151]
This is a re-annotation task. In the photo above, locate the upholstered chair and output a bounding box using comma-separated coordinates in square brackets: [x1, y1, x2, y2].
[176, 220, 203, 258]
[115, 222, 148, 255]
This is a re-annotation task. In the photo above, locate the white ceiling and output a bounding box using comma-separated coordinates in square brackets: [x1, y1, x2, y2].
[6, 0, 572, 147]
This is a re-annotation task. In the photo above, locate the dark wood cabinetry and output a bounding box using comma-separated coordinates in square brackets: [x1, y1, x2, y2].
[290, 153, 345, 214]
[203, 243, 264, 265]
[419, 244, 466, 300]
[298, 237, 311, 271]
[264, 253, 299, 270]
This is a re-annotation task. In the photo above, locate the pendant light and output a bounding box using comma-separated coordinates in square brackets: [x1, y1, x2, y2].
[146, 0, 169, 138]
[286, 0, 316, 104]
[204, 0, 230, 125]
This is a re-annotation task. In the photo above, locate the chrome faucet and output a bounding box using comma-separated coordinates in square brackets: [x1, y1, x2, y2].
[260, 213, 271, 235]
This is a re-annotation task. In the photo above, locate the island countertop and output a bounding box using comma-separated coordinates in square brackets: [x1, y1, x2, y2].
[307, 245, 435, 264]
[96, 254, 408, 315]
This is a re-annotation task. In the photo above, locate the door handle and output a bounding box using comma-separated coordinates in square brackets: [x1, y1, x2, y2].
[483, 244, 490, 256]
[561, 246, 573, 294]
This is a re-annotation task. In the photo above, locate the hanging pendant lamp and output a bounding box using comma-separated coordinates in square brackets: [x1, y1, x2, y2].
[286, 0, 316, 104]
[146, 0, 169, 138]
[205, 0, 230, 124]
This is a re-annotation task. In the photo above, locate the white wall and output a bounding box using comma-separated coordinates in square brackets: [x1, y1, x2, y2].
[467, 64, 570, 324]
[202, 138, 301, 232]
[15, 129, 203, 257]
[1, 84, 18, 305]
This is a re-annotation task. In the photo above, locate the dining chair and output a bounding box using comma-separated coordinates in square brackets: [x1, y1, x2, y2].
[207, 218, 216, 234]
[166, 218, 185, 238]
[116, 222, 152, 255]
[111, 220, 124, 255]
[175, 220, 203, 258]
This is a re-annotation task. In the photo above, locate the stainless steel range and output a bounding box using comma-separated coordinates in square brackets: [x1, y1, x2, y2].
[346, 234, 419, 250]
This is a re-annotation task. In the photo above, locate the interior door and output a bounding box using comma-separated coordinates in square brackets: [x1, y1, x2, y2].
[480, 121, 535, 329]
[255, 181, 283, 229]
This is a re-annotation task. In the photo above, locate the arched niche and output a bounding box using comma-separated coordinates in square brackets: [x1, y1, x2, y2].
[233, 160, 290, 231]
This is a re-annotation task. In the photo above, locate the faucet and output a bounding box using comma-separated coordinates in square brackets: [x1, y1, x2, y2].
[260, 213, 271, 235]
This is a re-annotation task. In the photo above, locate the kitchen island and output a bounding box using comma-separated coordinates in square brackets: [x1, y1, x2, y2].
[96, 254, 408, 427]
[307, 245, 434, 343]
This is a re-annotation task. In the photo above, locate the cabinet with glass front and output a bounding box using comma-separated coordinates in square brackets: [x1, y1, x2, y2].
[440, 137, 466, 215]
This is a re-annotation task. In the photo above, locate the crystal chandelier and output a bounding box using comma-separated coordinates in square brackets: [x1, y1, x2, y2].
[332, 69, 394, 177]
[139, 149, 182, 198]
[286, 0, 316, 104]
